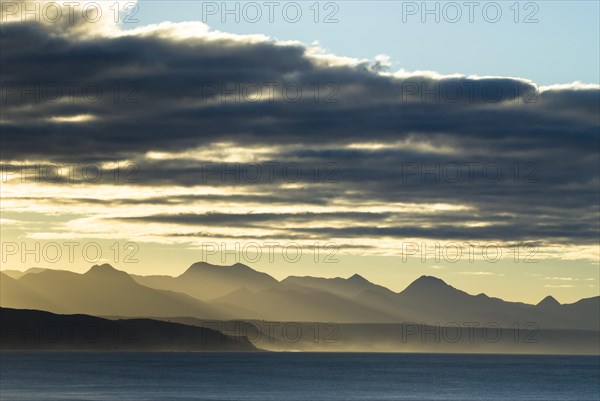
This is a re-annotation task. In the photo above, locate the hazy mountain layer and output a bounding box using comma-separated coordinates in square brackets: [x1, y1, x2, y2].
[1, 263, 598, 330]
[1, 265, 232, 320]
[156, 317, 600, 355]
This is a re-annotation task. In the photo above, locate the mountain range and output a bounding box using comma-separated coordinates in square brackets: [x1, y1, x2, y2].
[2, 262, 598, 331]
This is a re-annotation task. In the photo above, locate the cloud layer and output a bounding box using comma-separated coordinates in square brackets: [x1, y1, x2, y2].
[1, 5, 599, 261]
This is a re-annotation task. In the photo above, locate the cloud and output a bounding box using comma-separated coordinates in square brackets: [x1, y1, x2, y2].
[456, 271, 504, 276]
[0, 0, 135, 37]
[545, 276, 578, 281]
[0, 12, 598, 259]
[544, 285, 576, 288]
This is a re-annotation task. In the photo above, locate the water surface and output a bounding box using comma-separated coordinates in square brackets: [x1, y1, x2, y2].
[1, 352, 598, 400]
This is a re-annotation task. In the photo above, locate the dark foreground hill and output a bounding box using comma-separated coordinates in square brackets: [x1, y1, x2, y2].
[0, 308, 257, 351]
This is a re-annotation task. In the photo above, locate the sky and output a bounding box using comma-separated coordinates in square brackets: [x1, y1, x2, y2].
[133, 0, 600, 86]
[0, 0, 599, 304]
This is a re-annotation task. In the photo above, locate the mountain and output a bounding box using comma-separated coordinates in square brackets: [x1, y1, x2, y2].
[1, 264, 232, 320]
[134, 265, 404, 322]
[396, 275, 495, 320]
[132, 262, 279, 301]
[0, 308, 257, 351]
[2, 263, 598, 331]
[1, 267, 48, 280]
[0, 272, 59, 310]
[281, 273, 395, 298]
[393, 275, 600, 330]
[537, 295, 561, 309]
[561, 297, 600, 331]
[279, 273, 409, 322]
[215, 286, 400, 323]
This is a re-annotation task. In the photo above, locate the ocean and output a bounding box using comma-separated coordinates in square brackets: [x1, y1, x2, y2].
[1, 352, 598, 400]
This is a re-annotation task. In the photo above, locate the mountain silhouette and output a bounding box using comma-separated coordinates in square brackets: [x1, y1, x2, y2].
[401, 275, 453, 294]
[1, 267, 48, 280]
[282, 273, 394, 299]
[537, 295, 561, 308]
[2, 263, 598, 330]
[215, 286, 399, 323]
[0, 272, 59, 311]
[1, 264, 232, 320]
[86, 263, 133, 279]
[132, 262, 278, 301]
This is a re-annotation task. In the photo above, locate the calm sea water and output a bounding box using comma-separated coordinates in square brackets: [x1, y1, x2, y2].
[1, 352, 598, 401]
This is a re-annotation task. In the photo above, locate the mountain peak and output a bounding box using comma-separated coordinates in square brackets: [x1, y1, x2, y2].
[401, 275, 452, 294]
[188, 261, 216, 269]
[85, 264, 128, 277]
[89, 263, 117, 271]
[183, 261, 252, 275]
[24, 267, 48, 275]
[347, 273, 369, 283]
[413, 275, 448, 286]
[183, 261, 219, 274]
[537, 295, 561, 308]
